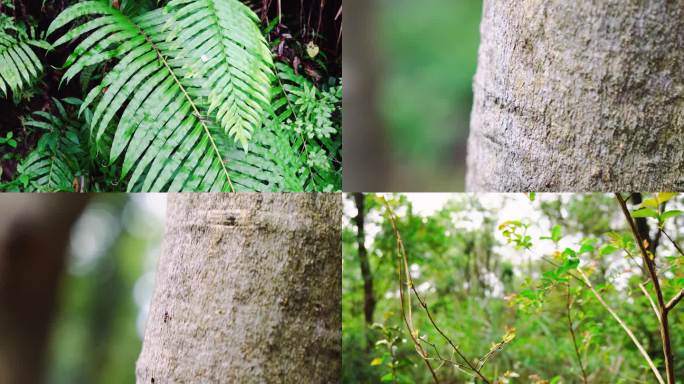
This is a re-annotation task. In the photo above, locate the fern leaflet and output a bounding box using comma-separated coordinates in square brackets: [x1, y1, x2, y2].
[0, 18, 44, 97]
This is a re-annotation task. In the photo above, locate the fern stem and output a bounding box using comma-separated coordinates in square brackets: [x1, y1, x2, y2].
[47, 121, 59, 191]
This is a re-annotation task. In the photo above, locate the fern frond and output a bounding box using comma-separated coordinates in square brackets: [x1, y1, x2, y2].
[0, 24, 43, 98]
[209, 118, 306, 192]
[48, 0, 273, 192]
[167, 0, 273, 150]
[16, 99, 88, 192]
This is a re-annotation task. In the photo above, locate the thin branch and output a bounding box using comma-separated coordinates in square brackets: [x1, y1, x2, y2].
[658, 229, 684, 311]
[383, 199, 491, 384]
[661, 229, 684, 258]
[616, 194, 666, 311]
[540, 256, 584, 285]
[394, 236, 440, 383]
[419, 337, 474, 376]
[577, 269, 665, 384]
[666, 288, 684, 312]
[638, 282, 661, 323]
[616, 193, 674, 384]
[566, 282, 589, 384]
[411, 286, 490, 384]
[624, 248, 648, 277]
[388, 204, 440, 384]
[538, 256, 665, 384]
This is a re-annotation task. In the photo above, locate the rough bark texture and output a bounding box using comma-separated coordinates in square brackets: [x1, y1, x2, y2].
[136, 193, 341, 384]
[0, 195, 88, 384]
[467, 0, 684, 191]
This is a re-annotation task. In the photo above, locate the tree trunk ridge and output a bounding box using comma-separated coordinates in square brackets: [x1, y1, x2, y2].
[0, 196, 88, 384]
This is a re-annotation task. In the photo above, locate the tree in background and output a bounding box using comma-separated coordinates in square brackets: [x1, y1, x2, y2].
[467, 1, 684, 191]
[0, 195, 88, 384]
[342, 0, 389, 191]
[137, 193, 341, 383]
[0, 195, 161, 384]
[352, 193, 376, 329]
[46, 195, 160, 384]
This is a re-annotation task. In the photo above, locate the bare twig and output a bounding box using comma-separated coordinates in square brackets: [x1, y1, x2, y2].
[624, 248, 648, 277]
[419, 337, 474, 376]
[638, 282, 661, 322]
[661, 229, 684, 258]
[383, 198, 491, 384]
[386, 202, 440, 384]
[666, 288, 684, 312]
[394, 236, 440, 383]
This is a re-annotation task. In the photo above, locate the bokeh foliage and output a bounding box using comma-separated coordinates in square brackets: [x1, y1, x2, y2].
[46, 195, 163, 384]
[379, 0, 482, 190]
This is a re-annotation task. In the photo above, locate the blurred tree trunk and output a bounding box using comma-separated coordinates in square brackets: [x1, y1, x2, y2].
[343, 0, 390, 191]
[352, 193, 375, 327]
[136, 193, 341, 384]
[467, 0, 684, 191]
[463, 240, 472, 294]
[0, 196, 88, 384]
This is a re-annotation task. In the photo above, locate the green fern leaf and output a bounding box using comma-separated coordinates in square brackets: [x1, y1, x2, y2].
[16, 99, 88, 192]
[166, 0, 273, 150]
[211, 120, 304, 192]
[0, 25, 43, 98]
[49, 0, 273, 192]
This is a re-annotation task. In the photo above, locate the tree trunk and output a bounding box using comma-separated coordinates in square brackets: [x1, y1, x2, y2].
[136, 193, 341, 384]
[467, 0, 684, 191]
[343, 0, 391, 191]
[352, 193, 375, 326]
[0, 195, 88, 384]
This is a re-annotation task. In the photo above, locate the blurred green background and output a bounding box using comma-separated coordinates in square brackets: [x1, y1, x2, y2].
[45, 195, 165, 384]
[379, 0, 482, 190]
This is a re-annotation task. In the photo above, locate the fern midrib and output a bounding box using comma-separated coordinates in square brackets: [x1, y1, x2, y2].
[129, 15, 235, 192]
[47, 153, 58, 191]
[46, 126, 60, 191]
[205, 0, 238, 118]
[204, 0, 264, 147]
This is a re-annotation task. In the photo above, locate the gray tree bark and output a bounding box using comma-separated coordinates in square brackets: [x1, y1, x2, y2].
[136, 193, 341, 384]
[467, 0, 684, 191]
[0, 195, 88, 384]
